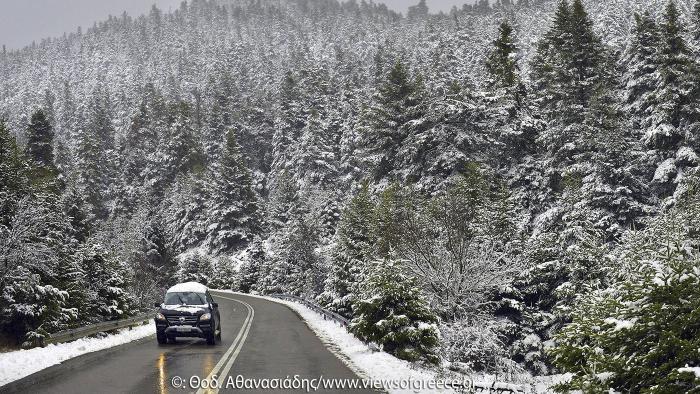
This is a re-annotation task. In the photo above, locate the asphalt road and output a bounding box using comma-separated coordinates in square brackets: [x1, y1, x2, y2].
[2, 293, 378, 394]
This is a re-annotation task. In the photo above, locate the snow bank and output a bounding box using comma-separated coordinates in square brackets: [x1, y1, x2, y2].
[0, 324, 155, 387]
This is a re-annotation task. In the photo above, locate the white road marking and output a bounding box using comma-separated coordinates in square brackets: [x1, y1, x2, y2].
[196, 293, 254, 394]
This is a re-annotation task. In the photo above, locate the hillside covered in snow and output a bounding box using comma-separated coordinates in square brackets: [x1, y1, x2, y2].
[2, 0, 700, 391]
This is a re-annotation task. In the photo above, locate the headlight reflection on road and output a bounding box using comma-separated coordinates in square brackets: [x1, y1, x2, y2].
[157, 353, 168, 394]
[203, 353, 215, 378]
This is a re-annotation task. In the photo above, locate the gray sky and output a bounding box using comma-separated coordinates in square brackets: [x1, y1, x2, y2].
[0, 0, 470, 50]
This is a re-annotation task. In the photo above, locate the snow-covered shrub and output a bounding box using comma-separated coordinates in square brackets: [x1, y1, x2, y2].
[350, 257, 440, 364]
[441, 316, 521, 375]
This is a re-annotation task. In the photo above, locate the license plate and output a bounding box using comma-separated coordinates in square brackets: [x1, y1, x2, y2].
[176, 326, 192, 332]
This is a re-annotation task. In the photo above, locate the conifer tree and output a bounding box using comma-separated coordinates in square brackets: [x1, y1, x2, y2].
[484, 20, 538, 166]
[74, 125, 109, 224]
[485, 21, 519, 90]
[623, 12, 661, 134]
[294, 109, 338, 189]
[645, 0, 697, 151]
[25, 109, 60, 191]
[205, 129, 262, 254]
[0, 121, 29, 224]
[693, 0, 700, 45]
[364, 60, 427, 181]
[25, 110, 55, 170]
[350, 257, 440, 364]
[321, 182, 375, 317]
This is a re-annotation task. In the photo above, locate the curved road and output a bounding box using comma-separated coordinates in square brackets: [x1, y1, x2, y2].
[3, 293, 378, 394]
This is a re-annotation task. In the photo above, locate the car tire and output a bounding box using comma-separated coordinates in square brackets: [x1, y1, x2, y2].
[157, 333, 167, 345]
[216, 324, 221, 341]
[206, 332, 216, 345]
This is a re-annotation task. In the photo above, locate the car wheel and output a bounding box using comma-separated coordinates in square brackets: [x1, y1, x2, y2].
[206, 332, 216, 345]
[216, 325, 221, 340]
[157, 334, 167, 345]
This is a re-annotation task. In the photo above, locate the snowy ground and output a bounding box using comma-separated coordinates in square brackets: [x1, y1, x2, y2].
[0, 324, 155, 387]
[217, 291, 563, 394]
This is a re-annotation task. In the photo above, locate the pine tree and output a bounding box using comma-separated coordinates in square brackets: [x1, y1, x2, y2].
[279, 213, 321, 297]
[0, 195, 76, 344]
[205, 129, 261, 254]
[533, 0, 606, 137]
[157, 101, 205, 196]
[350, 257, 440, 364]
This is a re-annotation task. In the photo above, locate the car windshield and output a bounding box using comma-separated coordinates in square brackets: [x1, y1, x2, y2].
[164, 292, 207, 306]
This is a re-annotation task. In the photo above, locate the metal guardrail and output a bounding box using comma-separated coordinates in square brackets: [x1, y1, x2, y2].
[270, 294, 350, 327]
[42, 312, 153, 347]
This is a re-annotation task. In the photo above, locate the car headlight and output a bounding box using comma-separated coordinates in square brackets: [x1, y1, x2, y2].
[199, 313, 211, 321]
[155, 313, 166, 321]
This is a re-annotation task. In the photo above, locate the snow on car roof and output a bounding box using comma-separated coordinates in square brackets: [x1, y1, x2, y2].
[166, 282, 208, 293]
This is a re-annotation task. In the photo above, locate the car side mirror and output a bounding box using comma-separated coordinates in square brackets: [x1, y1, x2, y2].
[154, 302, 161, 308]
[212, 302, 219, 308]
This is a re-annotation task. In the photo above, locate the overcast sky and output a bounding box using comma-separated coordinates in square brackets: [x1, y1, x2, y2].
[0, 0, 469, 50]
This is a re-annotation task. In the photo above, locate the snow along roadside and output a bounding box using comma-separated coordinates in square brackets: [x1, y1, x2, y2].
[0, 324, 155, 387]
[215, 290, 458, 394]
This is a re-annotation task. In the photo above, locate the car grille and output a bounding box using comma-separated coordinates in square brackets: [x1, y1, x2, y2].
[166, 316, 199, 325]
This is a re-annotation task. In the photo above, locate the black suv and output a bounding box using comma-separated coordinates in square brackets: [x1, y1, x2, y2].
[154, 282, 221, 345]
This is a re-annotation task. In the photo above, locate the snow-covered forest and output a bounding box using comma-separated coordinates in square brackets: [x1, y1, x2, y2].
[2, 0, 700, 390]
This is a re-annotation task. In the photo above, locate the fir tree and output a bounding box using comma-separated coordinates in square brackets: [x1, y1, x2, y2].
[623, 12, 661, 134]
[25, 110, 55, 169]
[76, 242, 132, 321]
[176, 251, 214, 285]
[74, 124, 109, 224]
[25, 109, 60, 191]
[0, 121, 29, 225]
[350, 257, 440, 364]
[294, 109, 339, 189]
[485, 21, 519, 89]
[321, 182, 375, 318]
[205, 129, 262, 254]
[645, 0, 697, 151]
[364, 60, 427, 181]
